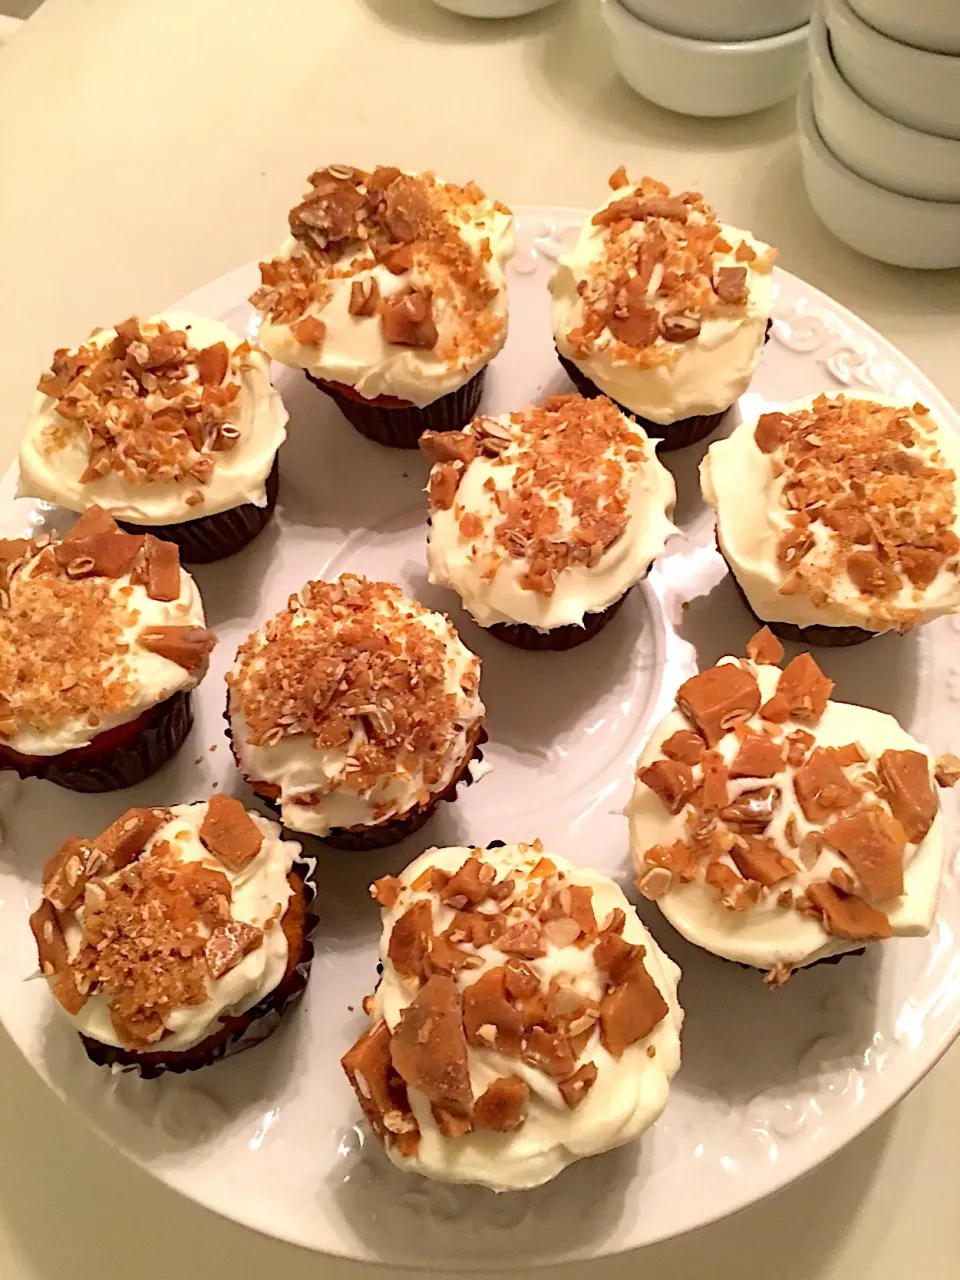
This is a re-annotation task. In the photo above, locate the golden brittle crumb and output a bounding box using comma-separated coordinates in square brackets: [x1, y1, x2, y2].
[38, 318, 247, 490]
[756, 395, 959, 629]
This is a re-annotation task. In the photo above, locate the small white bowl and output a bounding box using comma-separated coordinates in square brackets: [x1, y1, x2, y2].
[797, 81, 960, 269]
[810, 10, 960, 202]
[600, 0, 809, 118]
[619, 0, 810, 42]
[430, 0, 559, 15]
[825, 0, 960, 140]
[847, 0, 960, 56]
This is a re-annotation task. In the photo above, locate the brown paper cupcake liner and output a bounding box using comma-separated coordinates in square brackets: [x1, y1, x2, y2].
[724, 552, 877, 648]
[78, 867, 317, 1079]
[119, 457, 280, 564]
[0, 690, 194, 794]
[487, 590, 629, 652]
[305, 367, 486, 449]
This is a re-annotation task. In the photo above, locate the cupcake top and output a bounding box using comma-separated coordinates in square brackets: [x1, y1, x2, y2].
[342, 841, 682, 1191]
[626, 632, 957, 982]
[29, 799, 302, 1054]
[226, 575, 485, 836]
[701, 392, 960, 634]
[250, 165, 514, 407]
[0, 508, 214, 756]
[422, 394, 676, 630]
[550, 169, 776, 424]
[18, 312, 288, 526]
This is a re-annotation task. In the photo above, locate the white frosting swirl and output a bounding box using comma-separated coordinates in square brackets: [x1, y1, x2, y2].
[375, 843, 683, 1191]
[57, 803, 299, 1054]
[627, 659, 945, 970]
[228, 593, 484, 837]
[426, 409, 676, 629]
[257, 178, 514, 407]
[4, 549, 207, 757]
[701, 393, 960, 633]
[17, 312, 288, 524]
[550, 187, 775, 424]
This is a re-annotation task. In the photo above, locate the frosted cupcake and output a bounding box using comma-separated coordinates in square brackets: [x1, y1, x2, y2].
[226, 575, 486, 850]
[626, 631, 958, 984]
[18, 313, 288, 563]
[251, 165, 513, 448]
[0, 508, 215, 792]
[29, 798, 312, 1076]
[422, 394, 676, 650]
[701, 392, 960, 646]
[342, 840, 683, 1190]
[551, 169, 776, 451]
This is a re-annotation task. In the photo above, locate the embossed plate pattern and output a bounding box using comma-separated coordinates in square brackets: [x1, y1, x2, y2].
[0, 208, 958, 1268]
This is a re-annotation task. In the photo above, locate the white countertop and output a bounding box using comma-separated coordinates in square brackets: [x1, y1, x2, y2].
[1, 1, 960, 1277]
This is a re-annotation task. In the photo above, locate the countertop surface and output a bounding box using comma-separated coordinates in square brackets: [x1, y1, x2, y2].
[1, 1, 960, 1276]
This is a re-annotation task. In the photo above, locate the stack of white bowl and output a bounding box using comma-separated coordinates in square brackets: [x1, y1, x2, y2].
[799, 0, 960, 268]
[598, 0, 812, 118]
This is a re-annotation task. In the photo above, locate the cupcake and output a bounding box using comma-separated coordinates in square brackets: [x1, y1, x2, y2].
[550, 168, 776, 451]
[701, 392, 960, 646]
[29, 798, 312, 1076]
[226, 575, 485, 850]
[342, 840, 682, 1190]
[626, 631, 958, 984]
[421, 393, 676, 650]
[250, 165, 514, 448]
[0, 508, 215, 792]
[18, 313, 288, 563]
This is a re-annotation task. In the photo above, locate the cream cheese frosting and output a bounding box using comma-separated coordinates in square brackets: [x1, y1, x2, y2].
[45, 803, 298, 1054]
[424, 396, 677, 630]
[18, 312, 288, 525]
[701, 392, 960, 633]
[227, 576, 484, 836]
[0, 535, 209, 757]
[252, 166, 514, 407]
[550, 174, 776, 424]
[358, 842, 683, 1191]
[627, 655, 946, 973]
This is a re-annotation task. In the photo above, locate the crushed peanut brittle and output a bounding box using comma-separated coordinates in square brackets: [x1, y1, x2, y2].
[228, 575, 480, 804]
[37, 317, 247, 491]
[757, 395, 960, 629]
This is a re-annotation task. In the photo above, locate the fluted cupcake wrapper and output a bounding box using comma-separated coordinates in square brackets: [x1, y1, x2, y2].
[306, 368, 487, 449]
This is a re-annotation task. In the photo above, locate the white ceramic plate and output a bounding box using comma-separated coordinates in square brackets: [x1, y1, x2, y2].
[1, 207, 958, 1269]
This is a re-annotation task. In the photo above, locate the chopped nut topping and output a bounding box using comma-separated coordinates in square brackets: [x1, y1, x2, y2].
[676, 663, 761, 746]
[199, 794, 264, 872]
[37, 319, 246, 490]
[877, 749, 938, 843]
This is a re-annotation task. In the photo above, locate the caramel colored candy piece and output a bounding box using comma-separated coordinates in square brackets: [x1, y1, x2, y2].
[380, 288, 438, 349]
[387, 899, 433, 984]
[205, 920, 264, 980]
[794, 749, 861, 824]
[714, 266, 747, 304]
[729, 836, 797, 887]
[637, 758, 695, 815]
[877, 749, 938, 844]
[463, 966, 525, 1057]
[642, 840, 697, 882]
[370, 875, 402, 908]
[474, 1076, 529, 1132]
[137, 624, 216, 671]
[29, 899, 69, 976]
[825, 806, 907, 901]
[342, 1019, 419, 1149]
[62, 505, 119, 543]
[559, 1061, 598, 1109]
[42, 836, 107, 911]
[661, 730, 705, 765]
[754, 412, 792, 454]
[847, 551, 900, 598]
[55, 529, 144, 578]
[440, 856, 496, 906]
[428, 462, 461, 511]
[109, 1004, 166, 1048]
[594, 931, 639, 985]
[777, 654, 834, 724]
[720, 784, 780, 833]
[140, 534, 181, 602]
[745, 626, 784, 666]
[419, 430, 477, 465]
[291, 315, 327, 346]
[199, 794, 264, 872]
[700, 750, 730, 812]
[599, 950, 668, 1058]
[522, 1026, 576, 1078]
[761, 693, 790, 724]
[677, 664, 761, 747]
[608, 290, 660, 349]
[52, 968, 88, 1016]
[195, 341, 229, 386]
[180, 863, 232, 925]
[389, 975, 473, 1117]
[349, 276, 380, 317]
[806, 881, 893, 942]
[730, 734, 785, 779]
[93, 806, 168, 870]
[494, 920, 546, 959]
[503, 958, 541, 1000]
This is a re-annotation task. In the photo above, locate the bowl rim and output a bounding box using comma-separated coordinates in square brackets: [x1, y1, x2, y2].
[826, 0, 960, 68]
[809, 9, 960, 154]
[601, 0, 810, 52]
[797, 79, 960, 211]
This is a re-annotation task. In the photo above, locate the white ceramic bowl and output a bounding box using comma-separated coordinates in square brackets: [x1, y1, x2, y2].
[848, 0, 960, 55]
[825, 0, 960, 140]
[619, 0, 810, 41]
[600, 0, 809, 118]
[797, 81, 960, 269]
[809, 11, 960, 202]
[430, 0, 559, 15]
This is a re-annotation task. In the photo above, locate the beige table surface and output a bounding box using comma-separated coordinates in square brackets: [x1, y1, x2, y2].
[2, 1, 960, 1276]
